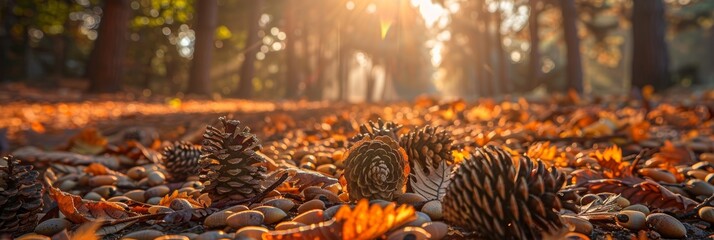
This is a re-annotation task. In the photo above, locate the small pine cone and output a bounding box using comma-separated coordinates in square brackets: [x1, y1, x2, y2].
[442, 146, 565, 239]
[162, 141, 202, 182]
[349, 119, 402, 143]
[343, 136, 409, 201]
[0, 155, 44, 236]
[399, 125, 453, 173]
[200, 117, 267, 201]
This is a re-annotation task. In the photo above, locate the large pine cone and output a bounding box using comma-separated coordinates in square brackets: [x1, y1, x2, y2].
[0, 155, 44, 236]
[349, 119, 402, 143]
[399, 125, 453, 173]
[200, 117, 267, 201]
[442, 145, 565, 239]
[162, 141, 202, 182]
[343, 136, 409, 201]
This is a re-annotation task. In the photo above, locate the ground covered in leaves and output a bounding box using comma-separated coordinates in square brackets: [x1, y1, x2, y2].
[5, 89, 714, 239]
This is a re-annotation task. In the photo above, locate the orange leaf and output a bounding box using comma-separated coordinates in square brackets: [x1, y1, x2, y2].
[47, 184, 138, 223]
[83, 163, 110, 176]
[159, 190, 208, 208]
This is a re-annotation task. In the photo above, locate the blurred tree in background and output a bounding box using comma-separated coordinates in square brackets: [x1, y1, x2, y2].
[1, 0, 714, 100]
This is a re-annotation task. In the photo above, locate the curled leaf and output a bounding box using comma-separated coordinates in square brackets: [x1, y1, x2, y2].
[578, 178, 697, 213]
[46, 174, 138, 223]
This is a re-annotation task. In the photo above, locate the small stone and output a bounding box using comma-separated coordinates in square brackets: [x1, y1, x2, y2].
[253, 206, 287, 224]
[127, 166, 146, 180]
[699, 206, 714, 224]
[562, 215, 593, 235]
[646, 213, 686, 238]
[275, 221, 307, 230]
[235, 226, 268, 239]
[124, 190, 146, 202]
[292, 209, 324, 225]
[227, 210, 264, 229]
[421, 221, 448, 240]
[396, 193, 427, 205]
[145, 185, 171, 198]
[34, 218, 71, 236]
[387, 226, 431, 240]
[623, 204, 650, 215]
[147, 171, 166, 186]
[84, 191, 103, 201]
[616, 210, 646, 230]
[298, 199, 326, 214]
[88, 175, 118, 187]
[123, 229, 165, 240]
[421, 200, 443, 220]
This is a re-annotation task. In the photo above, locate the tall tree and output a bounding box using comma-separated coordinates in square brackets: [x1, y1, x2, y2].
[235, 0, 263, 98]
[87, 0, 131, 93]
[560, 0, 583, 93]
[187, 0, 218, 95]
[283, 0, 300, 99]
[527, 0, 541, 91]
[631, 0, 669, 91]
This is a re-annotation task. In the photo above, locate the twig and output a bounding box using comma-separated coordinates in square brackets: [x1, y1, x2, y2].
[212, 172, 290, 209]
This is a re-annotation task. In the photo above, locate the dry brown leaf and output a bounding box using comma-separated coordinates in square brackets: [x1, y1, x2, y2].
[269, 168, 339, 191]
[527, 142, 569, 167]
[580, 178, 697, 213]
[47, 182, 138, 223]
[70, 222, 101, 240]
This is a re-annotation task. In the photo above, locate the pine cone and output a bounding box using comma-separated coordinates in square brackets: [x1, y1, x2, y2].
[343, 136, 409, 201]
[349, 119, 402, 143]
[0, 155, 44, 236]
[200, 117, 267, 201]
[162, 141, 202, 182]
[442, 145, 565, 239]
[399, 125, 453, 174]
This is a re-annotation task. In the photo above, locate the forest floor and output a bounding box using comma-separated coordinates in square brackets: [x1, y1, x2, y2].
[4, 84, 714, 239]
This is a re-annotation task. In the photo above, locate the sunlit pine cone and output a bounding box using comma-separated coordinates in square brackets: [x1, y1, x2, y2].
[343, 136, 409, 201]
[399, 125, 453, 174]
[0, 155, 44, 236]
[162, 141, 202, 182]
[442, 145, 566, 239]
[200, 117, 267, 201]
[349, 119, 403, 143]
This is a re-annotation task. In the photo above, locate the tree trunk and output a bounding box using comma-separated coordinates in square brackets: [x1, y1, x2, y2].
[187, 0, 217, 95]
[494, 11, 509, 95]
[311, 1, 326, 100]
[560, 0, 583, 93]
[236, 0, 263, 98]
[87, 0, 131, 93]
[631, 0, 669, 91]
[284, 0, 300, 99]
[527, 0, 541, 91]
[0, 0, 15, 83]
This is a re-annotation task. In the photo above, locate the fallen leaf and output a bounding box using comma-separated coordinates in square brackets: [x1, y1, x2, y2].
[409, 160, 452, 201]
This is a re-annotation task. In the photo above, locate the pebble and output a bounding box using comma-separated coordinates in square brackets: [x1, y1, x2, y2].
[386, 226, 431, 240]
[59, 180, 77, 191]
[623, 204, 650, 215]
[204, 210, 234, 228]
[124, 189, 146, 202]
[298, 199, 326, 214]
[701, 153, 714, 164]
[303, 186, 340, 203]
[84, 191, 103, 201]
[699, 206, 714, 224]
[316, 164, 337, 175]
[262, 198, 294, 212]
[88, 175, 117, 187]
[275, 221, 307, 230]
[154, 235, 189, 240]
[323, 204, 344, 220]
[147, 197, 163, 205]
[127, 166, 146, 180]
[616, 210, 646, 230]
[686, 179, 714, 197]
[397, 193, 427, 205]
[421, 200, 443, 220]
[123, 229, 165, 240]
[147, 171, 166, 186]
[34, 218, 71, 236]
[91, 185, 117, 198]
[145, 185, 171, 198]
[406, 212, 431, 227]
[149, 206, 173, 214]
[235, 226, 268, 239]
[227, 210, 264, 229]
[646, 213, 686, 238]
[561, 215, 593, 235]
[195, 231, 232, 240]
[292, 209, 324, 225]
[16, 233, 51, 240]
[421, 221, 448, 240]
[253, 206, 287, 224]
[638, 168, 677, 184]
